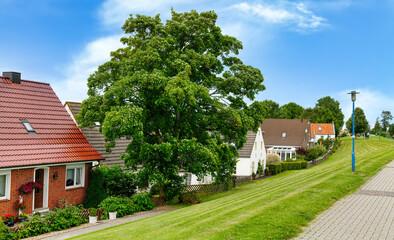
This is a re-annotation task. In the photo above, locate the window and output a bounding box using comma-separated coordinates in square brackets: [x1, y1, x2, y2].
[20, 120, 36, 134]
[0, 170, 11, 200]
[261, 141, 263, 149]
[255, 142, 257, 150]
[282, 132, 287, 138]
[66, 165, 84, 188]
[185, 174, 192, 186]
[318, 127, 322, 131]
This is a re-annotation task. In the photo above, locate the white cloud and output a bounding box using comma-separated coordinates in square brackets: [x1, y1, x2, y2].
[53, 34, 124, 103]
[231, 1, 327, 32]
[335, 89, 394, 128]
[99, 0, 188, 26]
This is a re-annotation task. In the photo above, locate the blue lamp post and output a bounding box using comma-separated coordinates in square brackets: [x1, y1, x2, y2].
[348, 91, 359, 173]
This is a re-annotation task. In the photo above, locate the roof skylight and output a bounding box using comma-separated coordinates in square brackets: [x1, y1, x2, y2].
[282, 132, 287, 138]
[20, 120, 36, 134]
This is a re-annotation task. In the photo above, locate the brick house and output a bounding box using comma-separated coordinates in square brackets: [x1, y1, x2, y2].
[0, 72, 104, 218]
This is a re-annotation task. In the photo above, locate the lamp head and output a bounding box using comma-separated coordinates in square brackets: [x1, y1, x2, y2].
[347, 91, 360, 102]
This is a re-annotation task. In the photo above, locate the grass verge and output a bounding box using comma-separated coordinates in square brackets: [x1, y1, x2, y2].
[71, 137, 394, 240]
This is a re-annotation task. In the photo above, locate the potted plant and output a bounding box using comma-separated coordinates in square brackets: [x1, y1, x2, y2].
[89, 208, 98, 224]
[18, 213, 29, 222]
[4, 214, 15, 227]
[107, 204, 117, 220]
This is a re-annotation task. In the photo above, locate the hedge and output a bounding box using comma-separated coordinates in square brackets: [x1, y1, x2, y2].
[268, 161, 307, 175]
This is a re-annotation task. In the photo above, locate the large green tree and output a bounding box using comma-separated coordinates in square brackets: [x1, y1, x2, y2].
[77, 10, 265, 199]
[380, 110, 393, 131]
[301, 96, 344, 136]
[259, 100, 280, 119]
[316, 96, 344, 135]
[346, 107, 369, 134]
[277, 102, 304, 119]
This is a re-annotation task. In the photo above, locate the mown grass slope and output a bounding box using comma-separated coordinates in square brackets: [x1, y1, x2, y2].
[72, 137, 394, 240]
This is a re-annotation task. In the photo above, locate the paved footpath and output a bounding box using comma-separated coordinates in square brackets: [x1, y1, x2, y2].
[295, 160, 394, 240]
[25, 206, 179, 240]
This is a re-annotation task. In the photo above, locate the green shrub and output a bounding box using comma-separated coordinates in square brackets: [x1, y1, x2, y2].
[267, 153, 281, 164]
[99, 196, 137, 218]
[45, 205, 86, 231]
[132, 193, 155, 211]
[296, 154, 305, 161]
[84, 167, 108, 208]
[101, 165, 138, 197]
[179, 192, 201, 205]
[306, 145, 327, 161]
[268, 163, 282, 175]
[281, 162, 288, 171]
[89, 208, 97, 217]
[257, 161, 264, 175]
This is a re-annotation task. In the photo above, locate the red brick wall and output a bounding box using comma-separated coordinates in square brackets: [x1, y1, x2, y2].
[0, 168, 34, 218]
[0, 163, 91, 218]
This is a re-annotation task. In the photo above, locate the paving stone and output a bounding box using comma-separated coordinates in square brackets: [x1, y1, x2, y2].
[294, 160, 394, 240]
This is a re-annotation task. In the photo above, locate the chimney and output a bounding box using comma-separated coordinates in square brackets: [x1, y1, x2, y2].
[3, 72, 21, 84]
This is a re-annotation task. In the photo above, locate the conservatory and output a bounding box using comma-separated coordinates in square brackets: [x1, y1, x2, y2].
[267, 146, 297, 161]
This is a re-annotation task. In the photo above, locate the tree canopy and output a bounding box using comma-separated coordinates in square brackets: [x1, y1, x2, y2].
[380, 111, 393, 131]
[346, 107, 369, 134]
[371, 118, 381, 134]
[77, 10, 265, 199]
[300, 96, 343, 136]
[277, 102, 304, 119]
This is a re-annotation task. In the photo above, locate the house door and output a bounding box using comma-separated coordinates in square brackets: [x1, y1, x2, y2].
[34, 169, 44, 209]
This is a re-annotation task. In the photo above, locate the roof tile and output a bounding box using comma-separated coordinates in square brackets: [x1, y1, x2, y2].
[0, 76, 104, 168]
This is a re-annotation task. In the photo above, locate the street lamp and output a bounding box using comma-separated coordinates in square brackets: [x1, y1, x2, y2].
[348, 91, 360, 173]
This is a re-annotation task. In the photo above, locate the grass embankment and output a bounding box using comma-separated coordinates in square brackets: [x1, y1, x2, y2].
[72, 137, 394, 240]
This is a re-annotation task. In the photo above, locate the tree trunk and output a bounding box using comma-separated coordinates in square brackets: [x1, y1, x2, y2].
[159, 185, 166, 199]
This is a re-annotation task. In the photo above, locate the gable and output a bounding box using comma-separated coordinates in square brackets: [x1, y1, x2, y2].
[0, 76, 104, 168]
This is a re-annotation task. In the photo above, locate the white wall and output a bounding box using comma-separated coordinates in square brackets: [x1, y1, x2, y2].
[235, 128, 266, 176]
[312, 134, 335, 143]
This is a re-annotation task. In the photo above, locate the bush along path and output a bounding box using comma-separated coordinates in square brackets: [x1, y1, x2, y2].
[71, 137, 394, 240]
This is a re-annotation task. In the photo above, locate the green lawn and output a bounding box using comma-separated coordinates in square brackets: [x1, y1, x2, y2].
[72, 137, 394, 240]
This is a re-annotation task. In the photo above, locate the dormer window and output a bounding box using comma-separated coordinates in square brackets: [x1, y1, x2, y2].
[20, 120, 36, 134]
[318, 127, 322, 131]
[282, 132, 287, 138]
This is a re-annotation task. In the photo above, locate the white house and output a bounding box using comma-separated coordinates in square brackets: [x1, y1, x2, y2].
[235, 128, 266, 176]
[310, 123, 335, 145]
[181, 128, 266, 185]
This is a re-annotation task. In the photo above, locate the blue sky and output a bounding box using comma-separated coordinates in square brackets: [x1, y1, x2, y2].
[1, 0, 393, 128]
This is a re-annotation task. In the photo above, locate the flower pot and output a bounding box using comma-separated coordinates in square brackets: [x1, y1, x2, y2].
[7, 222, 14, 227]
[109, 212, 117, 220]
[89, 216, 97, 224]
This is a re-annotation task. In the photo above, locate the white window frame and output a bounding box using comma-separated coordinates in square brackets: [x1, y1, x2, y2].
[0, 170, 11, 200]
[65, 164, 85, 189]
[184, 173, 192, 186]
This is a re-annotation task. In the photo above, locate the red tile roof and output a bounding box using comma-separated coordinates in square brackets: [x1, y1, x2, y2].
[0, 76, 104, 168]
[310, 123, 335, 138]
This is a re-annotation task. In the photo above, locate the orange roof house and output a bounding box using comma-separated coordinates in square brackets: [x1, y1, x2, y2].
[310, 122, 335, 144]
[0, 72, 104, 218]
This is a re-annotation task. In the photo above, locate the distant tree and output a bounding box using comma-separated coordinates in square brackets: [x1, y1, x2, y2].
[259, 100, 280, 119]
[389, 124, 394, 136]
[77, 10, 265, 200]
[346, 107, 369, 134]
[300, 107, 319, 122]
[316, 96, 344, 136]
[380, 111, 393, 131]
[277, 102, 304, 119]
[371, 118, 381, 134]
